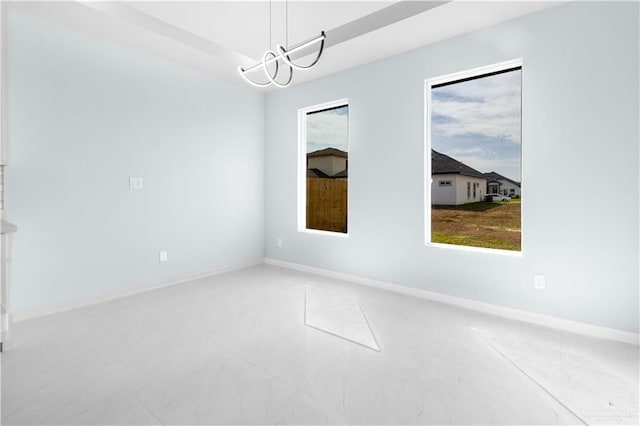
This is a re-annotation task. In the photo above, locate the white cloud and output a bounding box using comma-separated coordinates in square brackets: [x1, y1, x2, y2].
[445, 146, 485, 157]
[432, 70, 521, 143]
[306, 109, 348, 153]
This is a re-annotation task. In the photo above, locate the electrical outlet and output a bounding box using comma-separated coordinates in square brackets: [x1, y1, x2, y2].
[159, 250, 168, 263]
[533, 274, 546, 290]
[277, 238, 283, 248]
[129, 177, 143, 190]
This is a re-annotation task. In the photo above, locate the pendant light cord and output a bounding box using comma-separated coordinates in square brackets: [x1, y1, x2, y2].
[268, 0, 272, 50]
[239, 0, 324, 88]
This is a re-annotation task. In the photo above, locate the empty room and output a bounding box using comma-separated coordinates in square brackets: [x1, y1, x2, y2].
[0, 0, 638, 424]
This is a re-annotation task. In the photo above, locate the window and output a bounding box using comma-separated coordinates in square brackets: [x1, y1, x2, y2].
[426, 61, 522, 252]
[299, 100, 349, 234]
[439, 180, 452, 187]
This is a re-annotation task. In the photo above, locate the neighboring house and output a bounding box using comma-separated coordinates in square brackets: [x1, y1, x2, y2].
[431, 149, 487, 205]
[331, 169, 348, 180]
[483, 171, 521, 198]
[307, 168, 330, 178]
[307, 148, 348, 178]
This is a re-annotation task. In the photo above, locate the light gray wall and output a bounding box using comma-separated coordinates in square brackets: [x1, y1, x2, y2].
[6, 12, 264, 313]
[265, 2, 639, 332]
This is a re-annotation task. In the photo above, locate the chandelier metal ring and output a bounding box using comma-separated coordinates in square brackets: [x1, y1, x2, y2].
[276, 31, 326, 71]
[237, 0, 326, 90]
[262, 51, 293, 88]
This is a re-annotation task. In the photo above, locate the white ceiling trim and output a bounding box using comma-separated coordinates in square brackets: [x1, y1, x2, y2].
[78, 1, 253, 64]
[79, 1, 454, 89]
[326, 0, 449, 48]
[9, 1, 566, 91]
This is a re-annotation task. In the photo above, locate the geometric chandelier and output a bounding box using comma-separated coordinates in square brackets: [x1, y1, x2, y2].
[238, 31, 325, 88]
[238, 0, 325, 88]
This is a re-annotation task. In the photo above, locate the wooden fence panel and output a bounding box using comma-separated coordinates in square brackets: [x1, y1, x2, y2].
[306, 178, 348, 233]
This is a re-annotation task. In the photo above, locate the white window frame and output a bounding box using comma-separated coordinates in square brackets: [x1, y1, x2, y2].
[297, 99, 349, 237]
[424, 59, 523, 256]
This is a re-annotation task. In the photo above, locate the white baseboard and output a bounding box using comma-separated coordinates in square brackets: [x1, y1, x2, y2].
[12, 257, 638, 346]
[12, 259, 264, 323]
[264, 258, 639, 345]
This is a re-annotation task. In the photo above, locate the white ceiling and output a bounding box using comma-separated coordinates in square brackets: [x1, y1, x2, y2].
[128, 1, 397, 59]
[10, 1, 565, 91]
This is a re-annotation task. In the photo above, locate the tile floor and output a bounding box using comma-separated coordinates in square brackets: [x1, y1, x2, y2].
[1, 265, 638, 425]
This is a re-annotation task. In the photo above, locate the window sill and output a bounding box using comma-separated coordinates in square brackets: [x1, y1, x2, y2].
[300, 229, 349, 238]
[426, 242, 523, 257]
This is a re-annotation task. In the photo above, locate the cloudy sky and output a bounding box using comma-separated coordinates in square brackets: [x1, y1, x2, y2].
[431, 68, 521, 181]
[306, 105, 348, 153]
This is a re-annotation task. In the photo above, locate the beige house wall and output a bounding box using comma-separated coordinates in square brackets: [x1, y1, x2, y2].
[455, 175, 486, 204]
[431, 174, 457, 205]
[308, 155, 347, 176]
[432, 174, 486, 205]
[498, 179, 521, 197]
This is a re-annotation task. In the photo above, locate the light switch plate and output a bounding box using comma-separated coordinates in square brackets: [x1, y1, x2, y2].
[533, 274, 546, 290]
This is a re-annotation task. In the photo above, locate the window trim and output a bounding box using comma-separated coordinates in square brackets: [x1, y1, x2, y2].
[298, 98, 350, 237]
[424, 59, 523, 256]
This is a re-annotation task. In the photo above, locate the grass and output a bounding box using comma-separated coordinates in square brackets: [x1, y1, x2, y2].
[431, 201, 521, 251]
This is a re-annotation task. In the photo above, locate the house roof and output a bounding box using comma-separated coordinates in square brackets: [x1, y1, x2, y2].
[332, 169, 348, 178]
[307, 147, 348, 158]
[306, 168, 347, 179]
[307, 168, 330, 178]
[483, 171, 521, 187]
[431, 150, 485, 179]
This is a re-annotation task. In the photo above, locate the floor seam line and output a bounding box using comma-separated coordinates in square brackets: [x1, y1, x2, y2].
[242, 358, 346, 421]
[471, 328, 589, 426]
[133, 392, 166, 426]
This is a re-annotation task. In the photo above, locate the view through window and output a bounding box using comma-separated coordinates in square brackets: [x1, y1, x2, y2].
[428, 65, 522, 251]
[302, 102, 349, 233]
